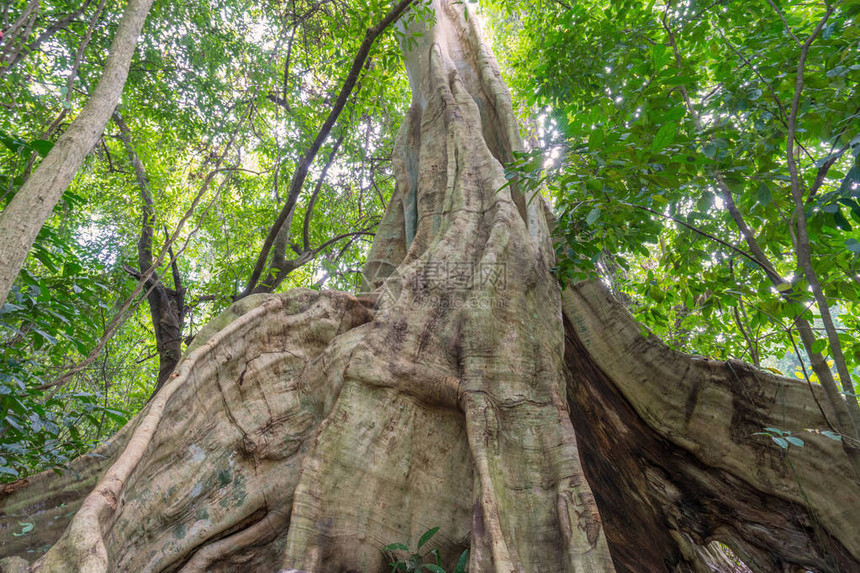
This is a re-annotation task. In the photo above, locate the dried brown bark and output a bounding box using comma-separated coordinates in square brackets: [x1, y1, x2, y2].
[1, 2, 858, 572]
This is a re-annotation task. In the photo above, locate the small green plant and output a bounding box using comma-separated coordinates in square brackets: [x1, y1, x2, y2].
[755, 427, 805, 449]
[383, 526, 469, 573]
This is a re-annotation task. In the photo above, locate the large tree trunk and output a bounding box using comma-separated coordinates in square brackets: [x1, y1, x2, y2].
[1, 2, 858, 571]
[562, 282, 859, 572]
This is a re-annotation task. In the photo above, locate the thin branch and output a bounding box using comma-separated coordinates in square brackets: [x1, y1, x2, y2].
[303, 133, 344, 251]
[65, 0, 108, 106]
[241, 0, 417, 298]
[621, 202, 770, 273]
[308, 228, 375, 258]
[807, 142, 849, 202]
[282, 25, 297, 107]
[764, 0, 802, 48]
[715, 26, 788, 121]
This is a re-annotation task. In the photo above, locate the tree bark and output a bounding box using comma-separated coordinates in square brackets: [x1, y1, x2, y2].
[562, 281, 859, 572]
[1, 2, 857, 572]
[0, 0, 155, 306]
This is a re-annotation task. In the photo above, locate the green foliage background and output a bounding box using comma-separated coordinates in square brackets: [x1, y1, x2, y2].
[485, 0, 859, 374]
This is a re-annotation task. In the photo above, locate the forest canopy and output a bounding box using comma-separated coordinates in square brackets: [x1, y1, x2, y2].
[0, 0, 858, 496]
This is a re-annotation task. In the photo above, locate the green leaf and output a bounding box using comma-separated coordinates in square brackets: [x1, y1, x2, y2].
[756, 182, 771, 206]
[811, 339, 828, 354]
[771, 436, 789, 449]
[840, 166, 860, 194]
[29, 140, 54, 157]
[0, 303, 25, 314]
[383, 543, 409, 552]
[833, 209, 852, 231]
[665, 75, 695, 86]
[422, 565, 445, 573]
[651, 123, 676, 153]
[586, 208, 602, 226]
[650, 43, 669, 70]
[100, 408, 129, 425]
[785, 436, 805, 447]
[32, 328, 58, 345]
[0, 133, 25, 153]
[417, 526, 439, 550]
[455, 549, 470, 573]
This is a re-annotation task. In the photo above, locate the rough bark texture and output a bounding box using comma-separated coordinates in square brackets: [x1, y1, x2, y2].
[1, 2, 858, 572]
[0, 0, 155, 306]
[562, 281, 859, 573]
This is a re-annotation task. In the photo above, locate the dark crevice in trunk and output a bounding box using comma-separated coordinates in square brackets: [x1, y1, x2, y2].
[163, 506, 277, 573]
[562, 314, 857, 573]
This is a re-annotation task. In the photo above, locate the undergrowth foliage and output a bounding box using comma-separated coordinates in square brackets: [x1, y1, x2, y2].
[384, 527, 469, 573]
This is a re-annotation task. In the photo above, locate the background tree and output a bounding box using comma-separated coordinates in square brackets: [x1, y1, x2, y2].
[0, 0, 155, 305]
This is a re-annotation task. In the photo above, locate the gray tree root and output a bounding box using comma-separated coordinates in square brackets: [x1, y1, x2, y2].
[562, 281, 860, 572]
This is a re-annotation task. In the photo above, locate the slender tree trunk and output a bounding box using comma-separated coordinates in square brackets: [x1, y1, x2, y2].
[0, 0, 155, 305]
[1, 2, 858, 572]
[114, 113, 185, 392]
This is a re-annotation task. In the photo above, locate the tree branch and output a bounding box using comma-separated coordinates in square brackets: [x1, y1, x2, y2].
[302, 133, 344, 252]
[807, 142, 849, 202]
[784, 4, 859, 425]
[65, 0, 108, 107]
[241, 0, 417, 298]
[764, 0, 802, 48]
